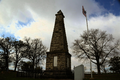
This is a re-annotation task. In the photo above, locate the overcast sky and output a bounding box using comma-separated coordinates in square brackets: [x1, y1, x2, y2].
[0, 0, 120, 71]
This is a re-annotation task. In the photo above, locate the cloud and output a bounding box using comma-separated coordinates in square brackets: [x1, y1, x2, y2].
[0, 0, 56, 27]
[0, 0, 107, 41]
[0, 27, 16, 38]
[16, 17, 53, 48]
[88, 13, 120, 40]
[0, 0, 106, 27]
[56, 0, 106, 21]
[16, 19, 34, 27]
[0, 0, 57, 48]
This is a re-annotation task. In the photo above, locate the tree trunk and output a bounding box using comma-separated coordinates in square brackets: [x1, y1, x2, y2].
[104, 68, 106, 73]
[14, 50, 18, 71]
[96, 58, 101, 74]
[97, 63, 101, 74]
[32, 59, 35, 78]
[33, 59, 34, 71]
[14, 61, 18, 71]
[6, 50, 9, 71]
[3, 48, 7, 70]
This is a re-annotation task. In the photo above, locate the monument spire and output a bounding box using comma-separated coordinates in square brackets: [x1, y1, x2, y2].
[45, 10, 72, 78]
[50, 10, 68, 52]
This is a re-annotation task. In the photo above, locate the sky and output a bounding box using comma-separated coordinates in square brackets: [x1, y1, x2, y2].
[0, 0, 120, 72]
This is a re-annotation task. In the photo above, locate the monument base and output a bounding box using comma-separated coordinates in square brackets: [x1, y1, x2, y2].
[44, 70, 73, 79]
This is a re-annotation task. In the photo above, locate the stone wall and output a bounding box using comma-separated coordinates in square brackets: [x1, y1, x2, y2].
[50, 10, 68, 52]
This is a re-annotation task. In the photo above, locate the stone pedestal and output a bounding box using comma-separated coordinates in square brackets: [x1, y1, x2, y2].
[44, 52, 72, 78]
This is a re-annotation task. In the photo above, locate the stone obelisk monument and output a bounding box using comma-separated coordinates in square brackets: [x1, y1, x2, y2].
[45, 10, 72, 78]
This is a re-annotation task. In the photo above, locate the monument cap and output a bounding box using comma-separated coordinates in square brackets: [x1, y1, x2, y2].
[55, 10, 65, 18]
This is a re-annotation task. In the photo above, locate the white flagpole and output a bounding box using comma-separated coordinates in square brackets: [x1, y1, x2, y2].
[86, 15, 93, 79]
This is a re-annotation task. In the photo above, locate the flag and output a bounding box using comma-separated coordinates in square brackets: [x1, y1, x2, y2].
[82, 6, 86, 17]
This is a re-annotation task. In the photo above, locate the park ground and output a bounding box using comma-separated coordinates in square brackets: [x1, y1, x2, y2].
[0, 70, 120, 80]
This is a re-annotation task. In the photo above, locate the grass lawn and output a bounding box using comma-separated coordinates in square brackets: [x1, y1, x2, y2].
[0, 70, 73, 80]
[0, 70, 47, 80]
[0, 70, 120, 80]
[84, 73, 120, 80]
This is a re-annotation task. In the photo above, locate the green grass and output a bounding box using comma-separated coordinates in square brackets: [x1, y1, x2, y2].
[0, 70, 47, 80]
[0, 70, 120, 80]
[84, 73, 120, 80]
[0, 71, 73, 80]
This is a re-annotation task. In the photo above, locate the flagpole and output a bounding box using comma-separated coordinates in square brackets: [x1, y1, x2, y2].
[86, 14, 93, 79]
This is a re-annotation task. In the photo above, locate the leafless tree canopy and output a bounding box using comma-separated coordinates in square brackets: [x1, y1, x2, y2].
[23, 37, 47, 70]
[11, 40, 27, 71]
[72, 29, 120, 74]
[0, 36, 47, 72]
[0, 36, 16, 70]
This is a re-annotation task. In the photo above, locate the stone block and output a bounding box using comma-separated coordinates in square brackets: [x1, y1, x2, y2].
[74, 65, 84, 80]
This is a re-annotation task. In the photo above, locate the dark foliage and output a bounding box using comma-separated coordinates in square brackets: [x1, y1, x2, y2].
[109, 56, 120, 73]
[21, 61, 33, 72]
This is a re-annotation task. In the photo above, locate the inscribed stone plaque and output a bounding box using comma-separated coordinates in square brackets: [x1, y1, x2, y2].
[54, 56, 57, 67]
[74, 65, 84, 80]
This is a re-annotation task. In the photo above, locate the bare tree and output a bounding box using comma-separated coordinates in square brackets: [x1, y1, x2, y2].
[72, 29, 120, 74]
[100, 60, 108, 73]
[11, 40, 27, 71]
[23, 37, 47, 71]
[0, 36, 15, 71]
